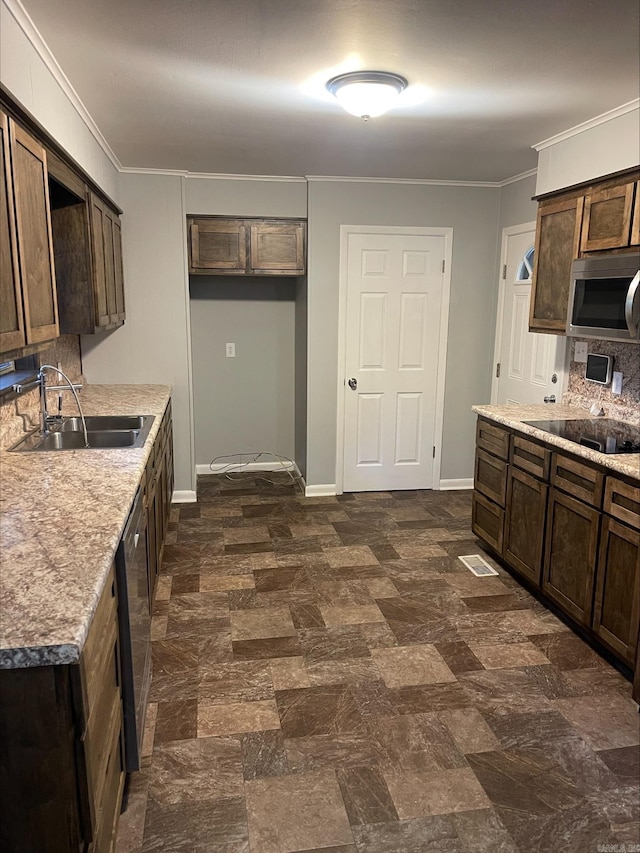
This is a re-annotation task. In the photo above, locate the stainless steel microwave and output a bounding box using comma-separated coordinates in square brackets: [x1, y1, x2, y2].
[567, 253, 640, 343]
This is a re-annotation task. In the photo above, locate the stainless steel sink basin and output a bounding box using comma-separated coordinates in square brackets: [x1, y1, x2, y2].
[61, 415, 148, 432]
[8, 414, 155, 452]
[38, 430, 139, 450]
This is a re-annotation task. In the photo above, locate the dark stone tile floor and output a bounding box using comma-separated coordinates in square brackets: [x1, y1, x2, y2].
[115, 474, 640, 853]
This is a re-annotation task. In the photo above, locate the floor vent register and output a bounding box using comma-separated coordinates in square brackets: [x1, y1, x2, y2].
[458, 554, 500, 577]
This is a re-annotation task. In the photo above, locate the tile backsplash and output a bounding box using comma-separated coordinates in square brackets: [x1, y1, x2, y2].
[0, 336, 84, 450]
[563, 338, 640, 423]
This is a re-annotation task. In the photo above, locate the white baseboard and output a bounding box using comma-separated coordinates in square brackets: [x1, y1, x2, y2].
[196, 461, 300, 475]
[172, 489, 197, 503]
[305, 484, 337, 497]
[438, 478, 474, 491]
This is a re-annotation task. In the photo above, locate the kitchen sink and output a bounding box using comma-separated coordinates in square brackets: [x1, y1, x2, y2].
[9, 414, 155, 452]
[37, 430, 139, 450]
[61, 415, 149, 432]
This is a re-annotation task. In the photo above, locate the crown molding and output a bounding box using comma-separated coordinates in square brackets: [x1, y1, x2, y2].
[533, 99, 640, 151]
[119, 166, 188, 177]
[305, 174, 501, 187]
[187, 172, 306, 183]
[498, 168, 537, 187]
[4, 0, 122, 170]
[119, 167, 307, 182]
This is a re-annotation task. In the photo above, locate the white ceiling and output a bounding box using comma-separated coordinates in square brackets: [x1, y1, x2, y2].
[19, 0, 640, 181]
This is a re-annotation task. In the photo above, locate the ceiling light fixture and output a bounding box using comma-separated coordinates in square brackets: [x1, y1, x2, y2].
[326, 71, 409, 120]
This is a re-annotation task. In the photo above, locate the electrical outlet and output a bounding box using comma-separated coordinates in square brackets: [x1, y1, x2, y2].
[611, 371, 623, 395]
[225, 342, 235, 358]
[574, 342, 588, 363]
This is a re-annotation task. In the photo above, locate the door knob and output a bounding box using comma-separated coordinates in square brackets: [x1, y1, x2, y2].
[348, 378, 358, 390]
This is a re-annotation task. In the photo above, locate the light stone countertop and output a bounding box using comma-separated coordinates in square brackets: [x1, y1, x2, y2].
[473, 404, 640, 481]
[0, 384, 172, 669]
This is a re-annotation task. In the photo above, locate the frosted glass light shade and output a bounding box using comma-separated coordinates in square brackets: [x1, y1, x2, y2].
[326, 71, 408, 119]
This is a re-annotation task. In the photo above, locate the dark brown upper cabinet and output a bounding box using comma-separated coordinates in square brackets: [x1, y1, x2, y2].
[249, 220, 305, 274]
[580, 181, 635, 252]
[631, 181, 640, 246]
[188, 217, 306, 276]
[0, 112, 58, 353]
[0, 110, 24, 352]
[529, 195, 583, 335]
[529, 168, 640, 336]
[49, 160, 125, 335]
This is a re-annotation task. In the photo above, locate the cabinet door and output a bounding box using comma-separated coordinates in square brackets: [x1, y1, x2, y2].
[580, 182, 635, 251]
[593, 516, 640, 666]
[249, 220, 305, 274]
[530, 196, 583, 334]
[631, 181, 640, 246]
[102, 208, 117, 322]
[112, 216, 125, 323]
[542, 487, 599, 626]
[189, 219, 247, 272]
[472, 491, 504, 554]
[504, 467, 548, 587]
[89, 193, 111, 327]
[0, 110, 25, 351]
[9, 120, 58, 344]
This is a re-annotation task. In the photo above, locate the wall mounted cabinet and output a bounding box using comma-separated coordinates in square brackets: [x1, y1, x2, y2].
[188, 217, 306, 276]
[0, 110, 58, 353]
[49, 159, 126, 336]
[529, 168, 640, 335]
[580, 181, 635, 251]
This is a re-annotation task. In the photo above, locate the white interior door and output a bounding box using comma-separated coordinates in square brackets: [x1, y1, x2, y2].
[493, 224, 563, 405]
[343, 232, 445, 492]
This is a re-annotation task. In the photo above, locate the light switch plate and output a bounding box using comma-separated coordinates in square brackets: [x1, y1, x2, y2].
[611, 371, 623, 395]
[574, 342, 588, 363]
[225, 342, 235, 358]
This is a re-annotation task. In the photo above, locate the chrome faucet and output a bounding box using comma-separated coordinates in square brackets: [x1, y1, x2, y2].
[13, 365, 89, 447]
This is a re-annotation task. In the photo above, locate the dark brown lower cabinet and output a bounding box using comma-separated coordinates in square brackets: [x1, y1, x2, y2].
[145, 402, 174, 607]
[0, 563, 125, 852]
[543, 487, 600, 627]
[593, 516, 640, 666]
[504, 467, 548, 587]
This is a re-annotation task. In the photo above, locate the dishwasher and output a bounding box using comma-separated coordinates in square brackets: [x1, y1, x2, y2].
[115, 486, 151, 772]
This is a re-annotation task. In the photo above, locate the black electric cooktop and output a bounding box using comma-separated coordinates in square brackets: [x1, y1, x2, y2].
[523, 418, 640, 454]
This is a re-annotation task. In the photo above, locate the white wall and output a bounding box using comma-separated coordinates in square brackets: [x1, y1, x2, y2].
[81, 173, 195, 495]
[535, 104, 640, 195]
[306, 179, 502, 488]
[0, 0, 119, 201]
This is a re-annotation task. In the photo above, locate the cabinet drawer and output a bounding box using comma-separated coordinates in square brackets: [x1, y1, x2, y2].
[82, 564, 117, 712]
[510, 434, 550, 480]
[472, 491, 504, 554]
[604, 477, 640, 528]
[476, 419, 509, 461]
[551, 452, 604, 507]
[474, 447, 508, 507]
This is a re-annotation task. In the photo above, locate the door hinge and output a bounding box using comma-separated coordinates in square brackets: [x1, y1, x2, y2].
[496, 363, 501, 378]
[433, 446, 436, 458]
[502, 264, 507, 280]
[442, 259, 445, 273]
